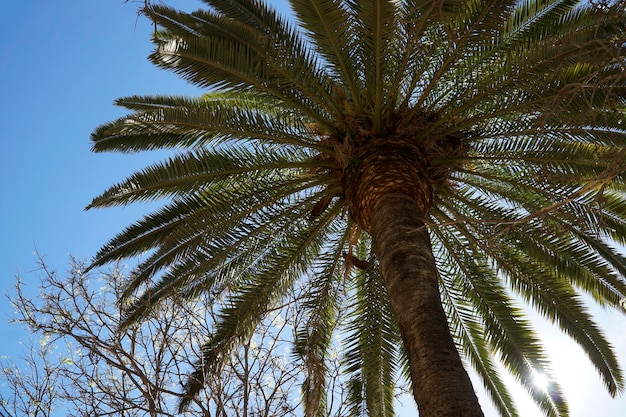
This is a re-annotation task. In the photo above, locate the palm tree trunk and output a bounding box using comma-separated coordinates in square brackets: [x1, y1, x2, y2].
[370, 192, 484, 417]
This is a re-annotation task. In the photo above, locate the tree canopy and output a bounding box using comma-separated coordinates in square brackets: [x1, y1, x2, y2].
[88, 1, 626, 416]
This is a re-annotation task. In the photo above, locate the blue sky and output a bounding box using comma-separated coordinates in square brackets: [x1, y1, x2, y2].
[1, 1, 625, 416]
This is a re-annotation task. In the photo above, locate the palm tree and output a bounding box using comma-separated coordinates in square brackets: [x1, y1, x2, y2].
[87, 1, 626, 416]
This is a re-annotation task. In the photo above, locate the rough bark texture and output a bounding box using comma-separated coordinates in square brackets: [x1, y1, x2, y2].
[370, 193, 484, 417]
[343, 138, 434, 231]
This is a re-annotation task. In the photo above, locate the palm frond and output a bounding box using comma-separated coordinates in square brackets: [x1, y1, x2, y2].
[88, 146, 318, 208]
[346, 0, 398, 131]
[117, 179, 339, 321]
[435, 243, 519, 417]
[179, 202, 344, 411]
[345, 263, 398, 417]
[293, 222, 349, 417]
[146, 3, 340, 124]
[432, 219, 567, 417]
[289, 0, 363, 112]
[91, 94, 323, 153]
[489, 231, 624, 397]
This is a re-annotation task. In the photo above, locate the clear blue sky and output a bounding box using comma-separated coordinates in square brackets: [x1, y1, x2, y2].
[1, 2, 625, 416]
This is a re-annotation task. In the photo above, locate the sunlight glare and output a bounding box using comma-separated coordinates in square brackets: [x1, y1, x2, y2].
[533, 372, 550, 391]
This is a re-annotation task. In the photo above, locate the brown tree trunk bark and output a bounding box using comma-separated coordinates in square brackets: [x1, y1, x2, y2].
[370, 192, 484, 417]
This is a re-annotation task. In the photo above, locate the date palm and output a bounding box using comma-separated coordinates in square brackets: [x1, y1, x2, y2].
[88, 1, 626, 416]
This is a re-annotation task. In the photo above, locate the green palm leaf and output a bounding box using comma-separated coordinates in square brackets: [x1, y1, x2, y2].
[432, 216, 568, 417]
[345, 262, 399, 417]
[179, 202, 343, 411]
[293, 223, 349, 417]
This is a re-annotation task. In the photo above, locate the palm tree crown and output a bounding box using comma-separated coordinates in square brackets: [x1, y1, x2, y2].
[89, 1, 626, 416]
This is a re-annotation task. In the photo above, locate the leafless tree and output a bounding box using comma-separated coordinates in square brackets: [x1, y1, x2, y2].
[1, 255, 351, 417]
